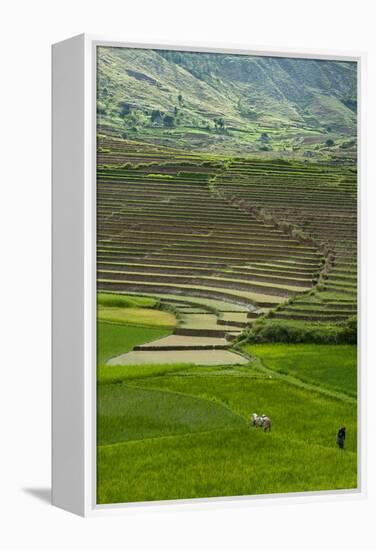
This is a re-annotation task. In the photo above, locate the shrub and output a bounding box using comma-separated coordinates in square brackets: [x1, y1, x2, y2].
[340, 140, 356, 149]
[214, 117, 225, 129]
[151, 109, 163, 123]
[246, 317, 357, 345]
[163, 114, 175, 128]
[97, 101, 107, 115]
[119, 102, 132, 116]
[338, 316, 357, 344]
[341, 97, 357, 112]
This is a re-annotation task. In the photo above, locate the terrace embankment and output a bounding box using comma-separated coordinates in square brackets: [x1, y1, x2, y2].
[212, 158, 357, 330]
[97, 136, 355, 356]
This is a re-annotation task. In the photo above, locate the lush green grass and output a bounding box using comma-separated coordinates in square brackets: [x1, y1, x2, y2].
[97, 290, 177, 328]
[97, 321, 171, 365]
[97, 370, 357, 504]
[98, 306, 176, 328]
[97, 295, 358, 504]
[128, 376, 357, 450]
[98, 292, 157, 309]
[98, 384, 244, 445]
[98, 362, 270, 385]
[98, 427, 356, 504]
[98, 362, 193, 384]
[245, 343, 357, 396]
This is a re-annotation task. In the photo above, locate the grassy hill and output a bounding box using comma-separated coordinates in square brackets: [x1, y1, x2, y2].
[97, 47, 357, 158]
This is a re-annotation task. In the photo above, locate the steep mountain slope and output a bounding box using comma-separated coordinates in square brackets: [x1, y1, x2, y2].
[97, 46, 357, 158]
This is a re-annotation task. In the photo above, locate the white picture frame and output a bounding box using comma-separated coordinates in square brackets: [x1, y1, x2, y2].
[52, 34, 366, 517]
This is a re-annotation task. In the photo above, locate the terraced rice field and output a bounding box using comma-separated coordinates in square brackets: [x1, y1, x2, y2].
[213, 158, 357, 327]
[96, 135, 357, 504]
[95, 45, 359, 506]
[97, 135, 356, 361]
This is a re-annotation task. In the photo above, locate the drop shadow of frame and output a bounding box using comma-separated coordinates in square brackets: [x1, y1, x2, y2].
[23, 487, 51, 504]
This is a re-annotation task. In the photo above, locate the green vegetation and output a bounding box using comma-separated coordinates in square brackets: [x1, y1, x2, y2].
[244, 316, 357, 345]
[97, 140, 356, 340]
[97, 292, 157, 309]
[245, 343, 357, 396]
[98, 306, 176, 328]
[98, 369, 357, 504]
[96, 48, 358, 505]
[97, 291, 177, 328]
[98, 384, 244, 445]
[98, 362, 191, 385]
[97, 304, 357, 504]
[97, 47, 357, 159]
[98, 424, 356, 504]
[97, 321, 171, 365]
[132, 375, 356, 449]
[96, 139, 357, 503]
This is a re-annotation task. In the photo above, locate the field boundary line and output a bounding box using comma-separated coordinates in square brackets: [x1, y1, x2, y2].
[244, 351, 356, 404]
[98, 425, 357, 457]
[98, 425, 244, 448]
[123, 380, 248, 424]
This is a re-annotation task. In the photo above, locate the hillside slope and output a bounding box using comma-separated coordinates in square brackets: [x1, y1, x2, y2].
[97, 46, 357, 158]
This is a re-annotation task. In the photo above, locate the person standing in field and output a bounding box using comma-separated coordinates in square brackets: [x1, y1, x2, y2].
[336, 426, 346, 450]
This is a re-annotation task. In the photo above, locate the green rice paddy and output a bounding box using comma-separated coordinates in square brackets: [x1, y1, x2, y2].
[96, 135, 357, 504]
[97, 315, 357, 504]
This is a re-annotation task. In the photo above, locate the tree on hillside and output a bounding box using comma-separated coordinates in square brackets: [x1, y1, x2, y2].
[97, 101, 106, 115]
[119, 102, 132, 116]
[178, 93, 183, 106]
[325, 138, 335, 147]
[342, 97, 357, 113]
[151, 109, 163, 124]
[163, 114, 175, 128]
[214, 117, 225, 130]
